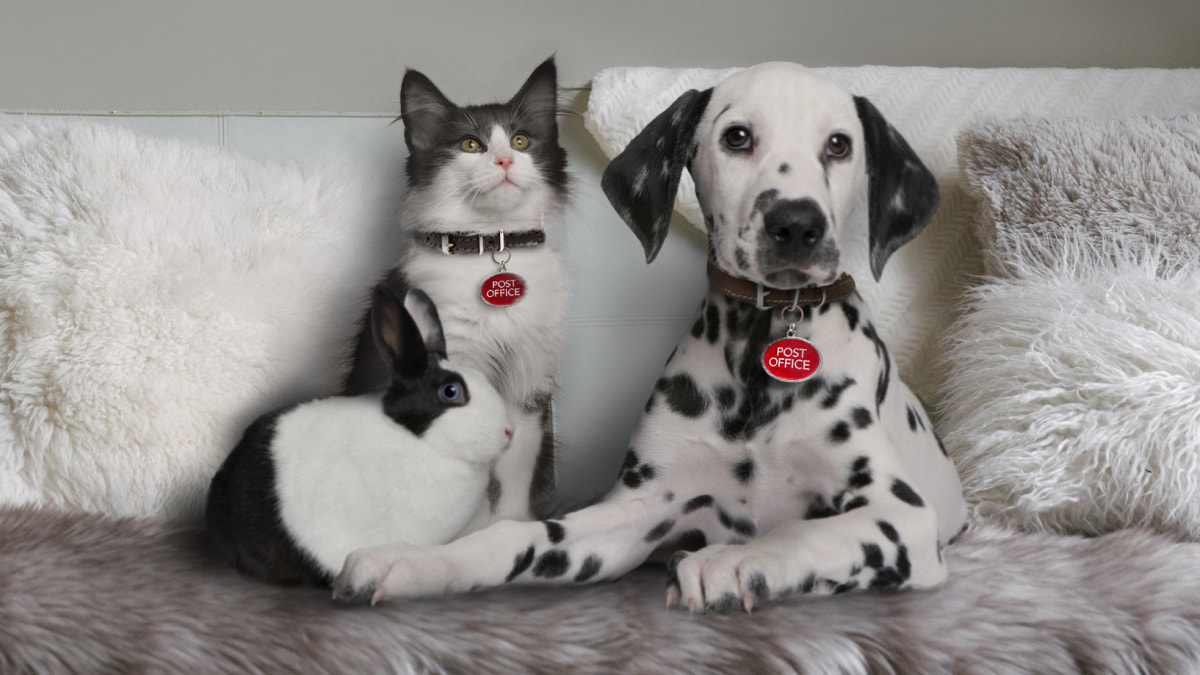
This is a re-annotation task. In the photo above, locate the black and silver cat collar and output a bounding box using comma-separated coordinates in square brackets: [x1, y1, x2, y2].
[414, 229, 546, 256]
[707, 261, 856, 310]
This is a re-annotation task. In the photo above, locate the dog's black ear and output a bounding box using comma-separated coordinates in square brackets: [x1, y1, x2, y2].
[602, 88, 713, 263]
[854, 96, 940, 281]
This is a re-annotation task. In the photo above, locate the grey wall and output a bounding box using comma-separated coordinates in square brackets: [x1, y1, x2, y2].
[3, 0, 1199, 113]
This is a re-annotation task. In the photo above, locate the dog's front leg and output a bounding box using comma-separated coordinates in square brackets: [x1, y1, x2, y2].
[333, 492, 675, 605]
[667, 464, 945, 613]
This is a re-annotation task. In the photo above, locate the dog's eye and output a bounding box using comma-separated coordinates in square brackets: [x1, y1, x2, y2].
[722, 126, 753, 151]
[825, 134, 851, 159]
[510, 134, 530, 151]
[459, 137, 484, 153]
[439, 381, 465, 404]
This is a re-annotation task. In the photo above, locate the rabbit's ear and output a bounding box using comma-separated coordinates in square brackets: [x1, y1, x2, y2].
[370, 284, 428, 380]
[402, 288, 447, 359]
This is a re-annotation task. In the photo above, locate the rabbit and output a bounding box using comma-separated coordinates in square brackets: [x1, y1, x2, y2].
[206, 284, 513, 586]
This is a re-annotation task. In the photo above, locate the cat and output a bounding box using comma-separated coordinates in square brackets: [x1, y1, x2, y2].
[344, 56, 570, 531]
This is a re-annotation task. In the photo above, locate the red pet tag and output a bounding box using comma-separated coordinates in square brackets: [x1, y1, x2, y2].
[481, 270, 526, 307]
[480, 238, 526, 308]
[761, 307, 821, 383]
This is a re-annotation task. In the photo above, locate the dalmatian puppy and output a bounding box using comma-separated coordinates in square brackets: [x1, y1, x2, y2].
[334, 62, 967, 612]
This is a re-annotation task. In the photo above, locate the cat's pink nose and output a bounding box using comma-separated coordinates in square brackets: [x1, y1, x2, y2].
[496, 156, 514, 170]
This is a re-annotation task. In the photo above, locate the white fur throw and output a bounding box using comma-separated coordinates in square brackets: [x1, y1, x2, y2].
[941, 115, 1200, 538]
[584, 66, 1200, 399]
[0, 121, 396, 520]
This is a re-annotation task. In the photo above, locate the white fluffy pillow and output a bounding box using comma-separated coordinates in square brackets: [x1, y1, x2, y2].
[938, 246, 1200, 538]
[0, 122, 397, 520]
[943, 115, 1200, 538]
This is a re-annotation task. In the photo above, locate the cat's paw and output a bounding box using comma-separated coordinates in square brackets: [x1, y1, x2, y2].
[332, 543, 467, 605]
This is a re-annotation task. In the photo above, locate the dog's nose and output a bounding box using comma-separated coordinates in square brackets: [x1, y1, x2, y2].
[763, 199, 827, 249]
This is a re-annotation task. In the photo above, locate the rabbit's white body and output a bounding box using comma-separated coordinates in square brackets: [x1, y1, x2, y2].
[275, 372, 510, 576]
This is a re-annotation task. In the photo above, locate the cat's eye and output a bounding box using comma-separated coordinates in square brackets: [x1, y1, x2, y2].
[459, 137, 483, 153]
[722, 126, 752, 152]
[510, 134, 531, 151]
[826, 133, 851, 159]
[439, 381, 466, 405]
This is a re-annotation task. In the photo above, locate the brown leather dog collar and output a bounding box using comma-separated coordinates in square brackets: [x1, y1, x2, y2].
[414, 229, 545, 255]
[707, 262, 856, 310]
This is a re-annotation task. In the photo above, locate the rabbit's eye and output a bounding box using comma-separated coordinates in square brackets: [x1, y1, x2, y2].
[439, 382, 465, 404]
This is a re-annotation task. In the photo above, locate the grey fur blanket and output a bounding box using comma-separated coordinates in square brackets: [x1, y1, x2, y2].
[2, 506, 1199, 674]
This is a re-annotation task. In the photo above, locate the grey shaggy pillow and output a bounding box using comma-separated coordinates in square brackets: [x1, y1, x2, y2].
[958, 114, 1200, 278]
[940, 115, 1200, 539]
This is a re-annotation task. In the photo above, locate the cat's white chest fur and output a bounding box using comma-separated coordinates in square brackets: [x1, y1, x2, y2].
[402, 242, 570, 407]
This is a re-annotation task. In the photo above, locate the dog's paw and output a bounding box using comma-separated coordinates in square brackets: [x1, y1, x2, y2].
[331, 543, 456, 605]
[665, 544, 785, 614]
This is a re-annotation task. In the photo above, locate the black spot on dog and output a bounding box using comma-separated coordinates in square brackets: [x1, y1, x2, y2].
[657, 374, 708, 418]
[750, 189, 780, 222]
[621, 448, 638, 472]
[691, 311, 705, 339]
[717, 506, 733, 529]
[779, 162, 790, 174]
[732, 459, 756, 485]
[506, 546, 535, 582]
[870, 567, 907, 590]
[799, 376, 826, 401]
[891, 479, 925, 507]
[781, 394, 795, 412]
[849, 456, 873, 489]
[705, 302, 721, 344]
[862, 323, 891, 412]
[735, 247, 750, 270]
[664, 491, 675, 503]
[706, 592, 742, 614]
[732, 518, 757, 537]
[906, 406, 918, 431]
[645, 519, 676, 543]
[665, 551, 688, 589]
[544, 520, 565, 544]
[746, 572, 770, 606]
[532, 549, 570, 578]
[829, 421, 852, 444]
[843, 495, 869, 512]
[839, 301, 860, 332]
[619, 448, 659, 489]
[862, 542, 884, 570]
[644, 394, 657, 414]
[821, 377, 856, 409]
[724, 305, 741, 338]
[575, 554, 602, 582]
[683, 495, 715, 513]
[852, 407, 872, 429]
[800, 572, 818, 594]
[833, 580, 859, 595]
[804, 496, 838, 520]
[715, 385, 737, 411]
[877, 520, 901, 543]
[896, 545, 912, 580]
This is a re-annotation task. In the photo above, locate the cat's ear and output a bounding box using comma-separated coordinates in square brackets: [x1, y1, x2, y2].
[400, 69, 455, 153]
[509, 57, 559, 135]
